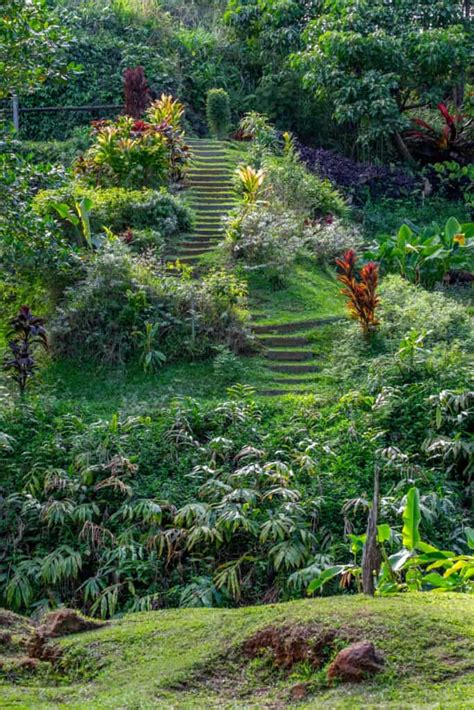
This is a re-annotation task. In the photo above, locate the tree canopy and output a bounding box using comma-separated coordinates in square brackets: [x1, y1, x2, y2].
[0, 0, 77, 98]
[294, 0, 470, 148]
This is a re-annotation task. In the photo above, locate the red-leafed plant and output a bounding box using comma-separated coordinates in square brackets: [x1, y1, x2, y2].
[336, 250, 380, 335]
[404, 103, 473, 164]
[123, 66, 151, 119]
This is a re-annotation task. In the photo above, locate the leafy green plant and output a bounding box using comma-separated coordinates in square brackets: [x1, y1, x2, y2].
[235, 165, 267, 204]
[51, 197, 93, 250]
[206, 88, 231, 138]
[134, 322, 167, 373]
[212, 345, 243, 384]
[301, 487, 474, 596]
[366, 217, 474, 288]
[3, 306, 48, 395]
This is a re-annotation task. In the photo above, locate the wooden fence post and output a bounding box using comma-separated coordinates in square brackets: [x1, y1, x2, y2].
[12, 95, 19, 132]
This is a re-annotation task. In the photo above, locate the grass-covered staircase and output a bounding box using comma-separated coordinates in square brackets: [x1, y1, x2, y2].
[168, 139, 237, 265]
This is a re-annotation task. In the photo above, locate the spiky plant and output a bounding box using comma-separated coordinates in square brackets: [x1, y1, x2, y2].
[3, 306, 48, 394]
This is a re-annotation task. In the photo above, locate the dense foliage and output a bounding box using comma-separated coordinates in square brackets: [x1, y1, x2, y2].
[0, 0, 472, 629]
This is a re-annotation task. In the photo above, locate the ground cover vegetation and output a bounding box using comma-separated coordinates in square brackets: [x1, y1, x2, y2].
[0, 0, 473, 705]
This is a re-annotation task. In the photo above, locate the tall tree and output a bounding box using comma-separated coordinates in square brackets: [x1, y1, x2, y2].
[0, 0, 77, 99]
[294, 0, 471, 159]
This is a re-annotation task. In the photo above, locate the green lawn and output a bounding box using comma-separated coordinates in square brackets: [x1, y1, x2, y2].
[1, 594, 473, 709]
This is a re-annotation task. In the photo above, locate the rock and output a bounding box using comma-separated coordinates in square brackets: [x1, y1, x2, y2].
[16, 657, 40, 671]
[327, 641, 384, 683]
[26, 631, 62, 662]
[243, 624, 337, 669]
[39, 609, 105, 638]
[290, 682, 309, 700]
[0, 631, 12, 646]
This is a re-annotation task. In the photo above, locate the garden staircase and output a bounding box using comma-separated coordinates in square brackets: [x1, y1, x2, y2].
[253, 316, 341, 397]
[168, 139, 237, 265]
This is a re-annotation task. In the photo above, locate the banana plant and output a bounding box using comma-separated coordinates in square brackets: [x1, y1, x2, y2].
[52, 197, 93, 250]
[301, 487, 473, 595]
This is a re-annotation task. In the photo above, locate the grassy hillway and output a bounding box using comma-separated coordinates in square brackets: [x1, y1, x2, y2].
[1, 594, 473, 709]
[169, 139, 238, 265]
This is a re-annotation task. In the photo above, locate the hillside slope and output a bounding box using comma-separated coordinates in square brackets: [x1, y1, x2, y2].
[1, 594, 473, 709]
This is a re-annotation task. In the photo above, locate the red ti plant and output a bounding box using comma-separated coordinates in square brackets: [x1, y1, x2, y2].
[336, 250, 380, 336]
[123, 66, 151, 119]
[404, 103, 474, 164]
[3, 306, 48, 395]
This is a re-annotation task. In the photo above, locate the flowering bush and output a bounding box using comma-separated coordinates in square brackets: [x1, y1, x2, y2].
[303, 217, 364, 263]
[224, 204, 304, 274]
[74, 110, 190, 188]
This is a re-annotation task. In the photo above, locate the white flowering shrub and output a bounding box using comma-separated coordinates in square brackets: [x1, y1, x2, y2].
[225, 204, 304, 273]
[303, 217, 364, 263]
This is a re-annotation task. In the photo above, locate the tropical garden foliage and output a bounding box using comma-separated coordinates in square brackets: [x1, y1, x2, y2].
[0, 0, 472, 661]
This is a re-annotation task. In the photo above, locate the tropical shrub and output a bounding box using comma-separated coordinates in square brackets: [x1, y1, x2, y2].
[235, 165, 267, 204]
[303, 217, 364, 263]
[336, 250, 380, 336]
[206, 88, 231, 138]
[265, 154, 348, 219]
[404, 104, 474, 165]
[50, 244, 250, 364]
[73, 110, 190, 188]
[146, 94, 186, 132]
[366, 217, 474, 288]
[33, 186, 194, 238]
[224, 204, 304, 276]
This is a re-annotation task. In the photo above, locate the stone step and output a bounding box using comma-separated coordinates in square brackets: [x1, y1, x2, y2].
[181, 240, 216, 248]
[257, 336, 310, 347]
[273, 377, 317, 385]
[264, 350, 315, 362]
[191, 203, 235, 211]
[188, 176, 234, 185]
[253, 318, 341, 334]
[178, 247, 213, 256]
[268, 364, 321, 374]
[194, 227, 224, 234]
[259, 390, 310, 397]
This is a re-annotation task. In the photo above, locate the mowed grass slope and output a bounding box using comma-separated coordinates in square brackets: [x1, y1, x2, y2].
[1, 594, 473, 709]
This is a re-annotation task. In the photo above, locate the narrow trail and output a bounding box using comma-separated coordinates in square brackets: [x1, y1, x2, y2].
[169, 139, 237, 265]
[252, 316, 341, 397]
[169, 138, 339, 397]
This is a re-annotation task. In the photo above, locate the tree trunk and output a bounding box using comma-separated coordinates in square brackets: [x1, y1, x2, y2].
[361, 467, 382, 596]
[392, 132, 415, 164]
